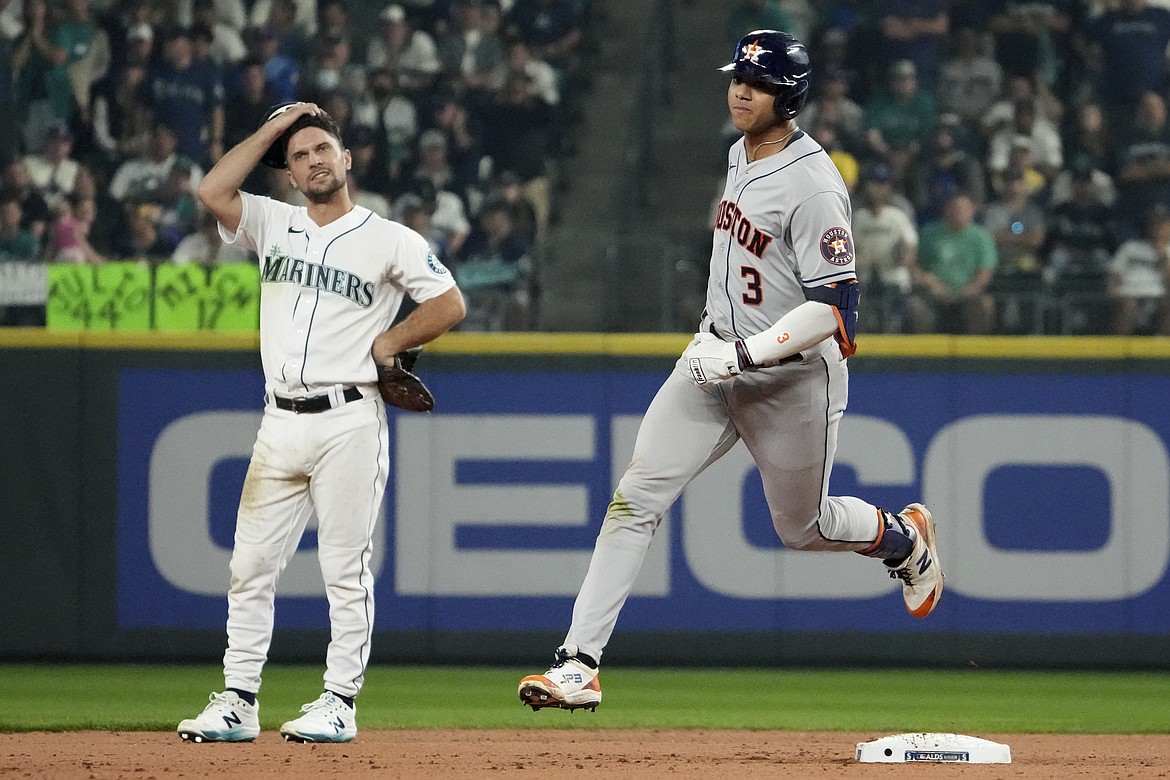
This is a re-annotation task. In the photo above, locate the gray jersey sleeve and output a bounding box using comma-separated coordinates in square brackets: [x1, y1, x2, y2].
[789, 190, 857, 288]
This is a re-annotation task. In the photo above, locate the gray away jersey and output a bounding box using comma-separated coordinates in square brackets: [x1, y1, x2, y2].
[701, 130, 856, 340]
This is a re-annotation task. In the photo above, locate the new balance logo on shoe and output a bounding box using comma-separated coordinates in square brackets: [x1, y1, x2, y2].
[332, 717, 345, 732]
[222, 711, 242, 729]
[917, 550, 932, 575]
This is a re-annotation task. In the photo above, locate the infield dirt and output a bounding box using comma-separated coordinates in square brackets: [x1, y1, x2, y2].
[3, 730, 1169, 779]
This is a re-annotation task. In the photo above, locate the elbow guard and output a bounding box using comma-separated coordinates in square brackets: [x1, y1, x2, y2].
[804, 280, 860, 358]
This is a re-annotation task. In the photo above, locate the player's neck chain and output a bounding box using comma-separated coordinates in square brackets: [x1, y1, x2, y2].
[747, 127, 798, 162]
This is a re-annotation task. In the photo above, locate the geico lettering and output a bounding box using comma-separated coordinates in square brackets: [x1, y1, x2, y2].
[149, 411, 1168, 604]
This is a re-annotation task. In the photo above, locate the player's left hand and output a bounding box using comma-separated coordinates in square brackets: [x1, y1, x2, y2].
[682, 332, 744, 386]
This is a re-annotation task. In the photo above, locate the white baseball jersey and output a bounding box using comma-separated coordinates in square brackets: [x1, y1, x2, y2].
[220, 191, 456, 395]
[701, 130, 856, 340]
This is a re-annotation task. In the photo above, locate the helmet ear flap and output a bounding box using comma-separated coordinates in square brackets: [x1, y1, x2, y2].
[775, 78, 810, 120]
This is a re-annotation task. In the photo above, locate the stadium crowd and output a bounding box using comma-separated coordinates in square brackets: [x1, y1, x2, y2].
[0, 0, 587, 328]
[727, 0, 1170, 335]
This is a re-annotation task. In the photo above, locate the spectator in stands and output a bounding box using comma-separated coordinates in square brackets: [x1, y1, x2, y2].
[248, 24, 299, 103]
[1049, 152, 1115, 209]
[177, 0, 248, 31]
[725, 0, 796, 46]
[1108, 204, 1170, 335]
[431, 94, 483, 200]
[0, 196, 41, 264]
[115, 203, 174, 261]
[22, 122, 80, 212]
[865, 59, 936, 190]
[367, 67, 415, 187]
[0, 195, 43, 326]
[397, 190, 450, 264]
[155, 161, 201, 246]
[801, 65, 864, 155]
[1087, 0, 1170, 118]
[191, 0, 247, 68]
[249, 0, 318, 39]
[486, 169, 538, 247]
[173, 208, 252, 265]
[1112, 91, 1170, 238]
[982, 168, 1047, 332]
[981, 74, 1061, 140]
[507, 0, 582, 64]
[345, 172, 391, 219]
[367, 5, 440, 94]
[1, 160, 52, 241]
[983, 168, 1047, 276]
[852, 161, 918, 332]
[988, 98, 1062, 184]
[12, 0, 62, 151]
[46, 193, 103, 264]
[1046, 161, 1117, 292]
[989, 1, 1070, 86]
[455, 197, 533, 330]
[484, 71, 554, 245]
[224, 58, 276, 194]
[260, 0, 310, 63]
[109, 122, 204, 203]
[317, 0, 354, 47]
[143, 26, 225, 165]
[937, 26, 1001, 125]
[1062, 101, 1111, 175]
[71, 164, 123, 257]
[397, 172, 470, 259]
[438, 0, 507, 102]
[910, 193, 997, 334]
[913, 113, 985, 222]
[307, 34, 365, 99]
[0, 8, 17, 167]
[345, 123, 393, 199]
[878, 1, 948, 90]
[507, 38, 559, 108]
[810, 122, 858, 193]
[48, 0, 107, 128]
[91, 61, 152, 174]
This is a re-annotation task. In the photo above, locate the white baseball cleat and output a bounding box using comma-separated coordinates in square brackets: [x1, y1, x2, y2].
[518, 645, 602, 712]
[177, 691, 260, 743]
[887, 503, 944, 618]
[279, 692, 357, 743]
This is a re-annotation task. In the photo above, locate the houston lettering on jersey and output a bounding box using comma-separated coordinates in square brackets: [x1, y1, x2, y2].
[714, 200, 774, 258]
[261, 247, 376, 307]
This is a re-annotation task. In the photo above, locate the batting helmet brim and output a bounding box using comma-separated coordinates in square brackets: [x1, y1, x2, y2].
[259, 102, 302, 169]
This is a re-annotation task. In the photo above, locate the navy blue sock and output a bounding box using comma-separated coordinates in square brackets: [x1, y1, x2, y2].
[327, 690, 355, 709]
[227, 688, 256, 706]
[859, 510, 916, 566]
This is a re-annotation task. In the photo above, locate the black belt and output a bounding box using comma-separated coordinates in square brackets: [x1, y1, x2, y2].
[273, 386, 363, 414]
[707, 324, 802, 366]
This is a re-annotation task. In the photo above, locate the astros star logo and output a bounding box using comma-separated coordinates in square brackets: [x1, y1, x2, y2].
[819, 227, 855, 265]
[740, 40, 770, 64]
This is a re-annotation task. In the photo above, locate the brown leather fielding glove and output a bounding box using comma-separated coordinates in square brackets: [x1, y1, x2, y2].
[374, 347, 435, 412]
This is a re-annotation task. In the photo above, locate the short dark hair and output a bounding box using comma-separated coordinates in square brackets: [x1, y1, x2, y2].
[280, 110, 345, 162]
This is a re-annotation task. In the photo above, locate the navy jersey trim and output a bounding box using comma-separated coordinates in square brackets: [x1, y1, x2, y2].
[723, 146, 825, 337]
[297, 212, 375, 390]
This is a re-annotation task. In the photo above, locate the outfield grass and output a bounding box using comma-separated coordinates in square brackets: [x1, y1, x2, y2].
[0, 665, 1167, 734]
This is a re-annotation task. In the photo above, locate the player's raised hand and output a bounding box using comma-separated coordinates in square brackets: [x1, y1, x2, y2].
[682, 332, 747, 386]
[263, 102, 321, 132]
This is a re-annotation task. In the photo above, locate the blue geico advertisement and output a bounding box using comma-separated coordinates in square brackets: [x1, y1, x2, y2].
[116, 366, 1170, 635]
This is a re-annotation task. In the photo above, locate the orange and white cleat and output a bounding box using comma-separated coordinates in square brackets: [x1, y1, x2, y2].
[518, 645, 602, 712]
[886, 503, 944, 618]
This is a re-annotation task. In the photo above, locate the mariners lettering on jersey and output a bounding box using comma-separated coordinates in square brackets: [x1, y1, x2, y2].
[714, 200, 775, 259]
[819, 227, 855, 266]
[261, 246, 376, 307]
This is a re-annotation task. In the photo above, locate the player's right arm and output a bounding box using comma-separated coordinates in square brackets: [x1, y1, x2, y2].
[197, 102, 320, 233]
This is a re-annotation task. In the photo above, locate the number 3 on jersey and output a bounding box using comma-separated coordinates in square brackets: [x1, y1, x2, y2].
[741, 265, 763, 306]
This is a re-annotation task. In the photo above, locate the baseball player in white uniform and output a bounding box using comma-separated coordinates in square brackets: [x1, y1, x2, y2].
[178, 102, 465, 742]
[519, 31, 945, 713]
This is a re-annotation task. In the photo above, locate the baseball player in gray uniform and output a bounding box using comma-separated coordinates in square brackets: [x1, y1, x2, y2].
[177, 102, 465, 742]
[519, 30, 944, 713]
